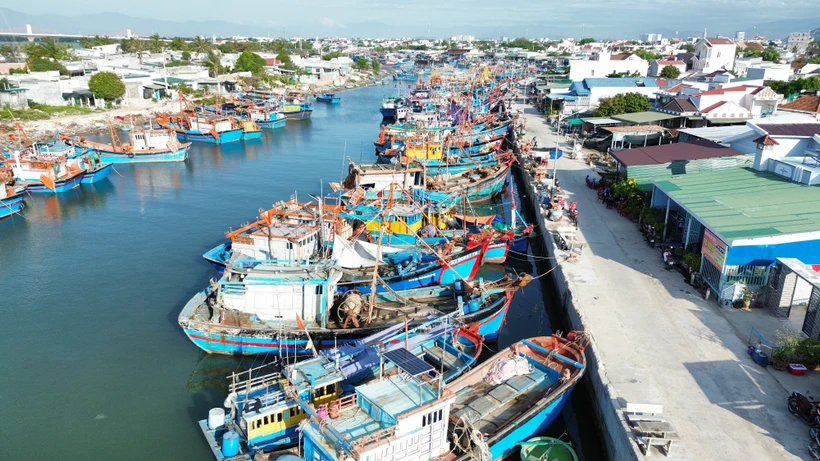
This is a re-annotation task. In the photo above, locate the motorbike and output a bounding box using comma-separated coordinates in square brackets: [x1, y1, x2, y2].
[641, 224, 656, 248]
[789, 390, 820, 426]
[659, 245, 677, 270]
[567, 208, 579, 228]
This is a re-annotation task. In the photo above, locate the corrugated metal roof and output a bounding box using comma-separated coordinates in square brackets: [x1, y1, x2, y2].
[580, 117, 621, 125]
[628, 154, 754, 189]
[655, 168, 820, 242]
[677, 125, 752, 143]
[756, 123, 820, 137]
[612, 111, 681, 124]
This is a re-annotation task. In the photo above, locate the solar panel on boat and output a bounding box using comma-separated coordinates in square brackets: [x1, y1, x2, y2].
[383, 348, 435, 377]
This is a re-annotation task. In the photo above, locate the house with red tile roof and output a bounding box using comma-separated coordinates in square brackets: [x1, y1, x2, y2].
[779, 94, 820, 119]
[693, 37, 737, 73]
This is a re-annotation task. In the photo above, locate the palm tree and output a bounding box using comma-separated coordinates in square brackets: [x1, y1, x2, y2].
[132, 39, 146, 64]
[202, 51, 222, 78]
[27, 37, 66, 61]
[148, 33, 163, 54]
[191, 37, 212, 59]
[0, 44, 21, 63]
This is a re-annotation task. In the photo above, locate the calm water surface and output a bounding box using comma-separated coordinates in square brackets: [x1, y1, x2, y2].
[0, 84, 602, 460]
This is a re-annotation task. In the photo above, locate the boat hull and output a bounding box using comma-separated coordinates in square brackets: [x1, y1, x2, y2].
[257, 118, 286, 129]
[22, 172, 83, 193]
[281, 110, 312, 120]
[180, 284, 509, 356]
[93, 145, 190, 163]
[242, 130, 263, 141]
[81, 163, 113, 184]
[487, 390, 573, 459]
[174, 128, 244, 144]
[482, 240, 510, 264]
[0, 194, 24, 219]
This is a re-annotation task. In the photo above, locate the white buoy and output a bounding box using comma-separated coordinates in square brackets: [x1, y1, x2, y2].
[208, 407, 226, 429]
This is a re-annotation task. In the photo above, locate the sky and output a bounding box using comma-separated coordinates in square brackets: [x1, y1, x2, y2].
[4, 1, 820, 39]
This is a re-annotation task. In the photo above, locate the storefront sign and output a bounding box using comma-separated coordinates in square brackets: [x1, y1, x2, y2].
[702, 229, 727, 269]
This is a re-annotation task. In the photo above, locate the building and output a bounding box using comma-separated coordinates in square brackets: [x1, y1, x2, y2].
[787, 32, 811, 53]
[723, 122, 820, 182]
[651, 167, 820, 305]
[693, 37, 737, 73]
[610, 139, 754, 190]
[745, 64, 792, 83]
[554, 77, 660, 113]
[0, 86, 27, 109]
[779, 94, 820, 119]
[658, 85, 780, 124]
[567, 52, 648, 81]
[640, 33, 662, 43]
[735, 31, 746, 42]
[648, 59, 686, 77]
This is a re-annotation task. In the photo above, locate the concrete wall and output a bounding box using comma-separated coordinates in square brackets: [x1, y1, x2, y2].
[514, 161, 641, 461]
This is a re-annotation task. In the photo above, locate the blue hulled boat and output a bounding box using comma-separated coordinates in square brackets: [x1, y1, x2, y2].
[78, 128, 191, 163]
[0, 184, 25, 219]
[157, 113, 245, 144]
[447, 333, 588, 460]
[316, 93, 340, 104]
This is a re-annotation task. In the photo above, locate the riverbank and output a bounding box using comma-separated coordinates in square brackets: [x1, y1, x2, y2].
[514, 102, 810, 460]
[0, 73, 392, 150]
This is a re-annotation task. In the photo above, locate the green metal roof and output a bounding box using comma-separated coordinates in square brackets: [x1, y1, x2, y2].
[655, 168, 820, 242]
[612, 111, 681, 124]
[154, 77, 189, 84]
[567, 118, 583, 125]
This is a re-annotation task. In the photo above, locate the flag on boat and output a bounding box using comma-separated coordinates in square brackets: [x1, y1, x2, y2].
[295, 314, 316, 352]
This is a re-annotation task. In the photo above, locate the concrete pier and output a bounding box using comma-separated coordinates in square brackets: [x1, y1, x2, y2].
[515, 104, 809, 460]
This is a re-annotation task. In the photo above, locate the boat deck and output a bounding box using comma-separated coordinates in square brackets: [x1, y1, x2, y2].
[450, 364, 556, 433]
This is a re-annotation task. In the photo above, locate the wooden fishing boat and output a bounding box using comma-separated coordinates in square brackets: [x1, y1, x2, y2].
[177, 259, 520, 356]
[198, 317, 482, 459]
[157, 93, 246, 144]
[4, 150, 84, 193]
[424, 159, 513, 204]
[0, 182, 25, 219]
[75, 123, 191, 164]
[446, 333, 588, 461]
[281, 95, 313, 120]
[316, 93, 341, 104]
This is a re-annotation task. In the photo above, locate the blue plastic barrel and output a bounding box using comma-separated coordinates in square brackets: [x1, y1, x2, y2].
[454, 280, 465, 296]
[467, 298, 481, 314]
[222, 431, 240, 457]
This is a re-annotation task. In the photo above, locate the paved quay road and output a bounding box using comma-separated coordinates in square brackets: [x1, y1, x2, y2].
[516, 103, 810, 460]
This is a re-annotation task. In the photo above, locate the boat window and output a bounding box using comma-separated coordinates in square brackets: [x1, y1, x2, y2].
[264, 415, 269, 425]
[289, 408, 294, 418]
[438, 409, 443, 421]
[315, 285, 323, 295]
[315, 386, 324, 397]
[422, 415, 427, 427]
[277, 412, 283, 423]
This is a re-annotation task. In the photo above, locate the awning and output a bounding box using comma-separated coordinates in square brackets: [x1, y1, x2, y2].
[581, 117, 621, 125]
[454, 214, 496, 225]
[624, 133, 662, 144]
[143, 84, 167, 90]
[544, 93, 577, 101]
[567, 118, 583, 126]
[612, 111, 681, 124]
[708, 118, 750, 124]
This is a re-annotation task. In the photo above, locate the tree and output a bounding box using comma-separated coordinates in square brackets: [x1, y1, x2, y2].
[168, 37, 188, 52]
[88, 71, 125, 101]
[633, 49, 662, 60]
[680, 43, 695, 53]
[0, 44, 21, 63]
[578, 37, 595, 45]
[276, 51, 298, 71]
[26, 37, 71, 61]
[659, 65, 681, 79]
[132, 39, 146, 64]
[594, 92, 650, 117]
[148, 33, 164, 53]
[234, 51, 266, 75]
[191, 37, 212, 58]
[353, 58, 371, 72]
[202, 51, 222, 78]
[761, 46, 780, 63]
[607, 70, 641, 78]
[28, 57, 67, 74]
[181, 50, 192, 61]
[371, 58, 380, 74]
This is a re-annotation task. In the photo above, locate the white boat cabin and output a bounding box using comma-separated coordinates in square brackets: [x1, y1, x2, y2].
[230, 222, 321, 262]
[218, 262, 341, 325]
[130, 130, 176, 151]
[301, 364, 455, 461]
[189, 117, 235, 134]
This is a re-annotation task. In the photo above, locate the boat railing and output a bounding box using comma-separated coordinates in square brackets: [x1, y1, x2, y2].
[334, 392, 358, 411]
[351, 426, 396, 456]
[229, 367, 284, 395]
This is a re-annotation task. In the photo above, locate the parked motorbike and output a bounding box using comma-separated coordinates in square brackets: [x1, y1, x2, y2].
[641, 224, 656, 248]
[567, 208, 579, 228]
[788, 390, 820, 426]
[659, 245, 677, 270]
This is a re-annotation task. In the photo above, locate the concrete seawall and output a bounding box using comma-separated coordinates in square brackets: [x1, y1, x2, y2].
[512, 160, 640, 461]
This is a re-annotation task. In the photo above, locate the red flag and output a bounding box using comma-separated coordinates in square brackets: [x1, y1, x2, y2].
[295, 313, 306, 330]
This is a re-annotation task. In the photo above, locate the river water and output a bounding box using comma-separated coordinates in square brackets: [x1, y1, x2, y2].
[0, 83, 603, 460]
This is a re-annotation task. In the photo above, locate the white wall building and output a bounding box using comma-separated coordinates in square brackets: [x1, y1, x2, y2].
[693, 37, 737, 73]
[568, 53, 648, 80]
[746, 64, 792, 83]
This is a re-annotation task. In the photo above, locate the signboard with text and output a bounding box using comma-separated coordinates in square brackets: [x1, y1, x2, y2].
[702, 229, 728, 269]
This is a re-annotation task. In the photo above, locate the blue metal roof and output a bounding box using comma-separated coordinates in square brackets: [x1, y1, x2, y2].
[357, 374, 439, 419]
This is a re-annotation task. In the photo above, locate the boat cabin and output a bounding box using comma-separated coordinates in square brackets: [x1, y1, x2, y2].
[227, 221, 322, 262]
[130, 129, 176, 151]
[217, 261, 341, 327]
[345, 162, 425, 192]
[301, 351, 455, 461]
[189, 117, 235, 134]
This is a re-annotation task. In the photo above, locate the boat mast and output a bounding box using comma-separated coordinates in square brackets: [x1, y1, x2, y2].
[367, 184, 394, 324]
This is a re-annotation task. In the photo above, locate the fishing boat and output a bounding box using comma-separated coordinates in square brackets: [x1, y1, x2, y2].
[316, 93, 341, 104]
[177, 259, 514, 356]
[281, 95, 313, 120]
[157, 112, 245, 144]
[34, 138, 112, 184]
[519, 437, 578, 461]
[244, 107, 286, 129]
[77, 127, 191, 163]
[379, 97, 408, 120]
[198, 317, 482, 460]
[240, 121, 263, 141]
[4, 150, 84, 193]
[0, 182, 25, 219]
[424, 159, 513, 204]
[446, 333, 588, 461]
[299, 349, 456, 461]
